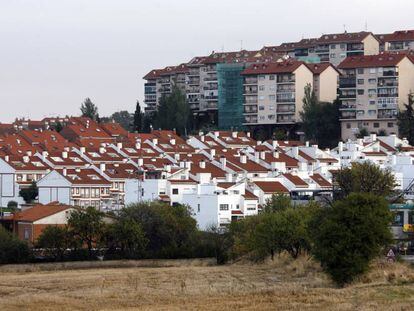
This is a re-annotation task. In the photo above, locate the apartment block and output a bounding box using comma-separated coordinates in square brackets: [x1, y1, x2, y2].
[241, 60, 339, 127]
[338, 53, 414, 140]
[377, 30, 414, 52]
[143, 64, 189, 114]
[261, 31, 380, 66]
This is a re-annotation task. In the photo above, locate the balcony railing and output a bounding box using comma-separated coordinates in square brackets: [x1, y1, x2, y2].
[277, 116, 296, 123]
[377, 78, 398, 87]
[276, 95, 295, 103]
[277, 75, 295, 83]
[347, 43, 364, 51]
[340, 104, 356, 110]
[204, 76, 218, 82]
[378, 110, 397, 119]
[377, 103, 397, 110]
[339, 92, 356, 99]
[205, 95, 218, 101]
[244, 77, 258, 84]
[383, 70, 398, 77]
[244, 107, 258, 114]
[244, 117, 258, 124]
[340, 112, 357, 119]
[339, 77, 356, 88]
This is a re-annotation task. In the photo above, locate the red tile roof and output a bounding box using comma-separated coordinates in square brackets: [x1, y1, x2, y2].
[338, 53, 411, 69]
[283, 173, 308, 187]
[254, 181, 289, 194]
[310, 174, 332, 188]
[242, 60, 305, 75]
[13, 203, 72, 222]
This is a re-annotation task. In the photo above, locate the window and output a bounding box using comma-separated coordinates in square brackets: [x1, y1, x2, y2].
[172, 188, 179, 195]
[197, 204, 200, 213]
[357, 68, 364, 74]
[258, 105, 265, 111]
[269, 95, 276, 101]
[369, 68, 376, 74]
[368, 110, 376, 116]
[368, 78, 376, 84]
[269, 105, 275, 110]
[388, 122, 394, 128]
[24, 228, 30, 240]
[373, 122, 380, 128]
[392, 211, 404, 226]
[269, 75, 275, 80]
[330, 44, 336, 49]
[357, 89, 364, 95]
[330, 53, 336, 58]
[357, 79, 364, 85]
[340, 44, 346, 50]
[259, 75, 265, 81]
[259, 96, 265, 100]
[259, 85, 265, 91]
[219, 204, 229, 211]
[346, 123, 351, 129]
[369, 100, 376, 105]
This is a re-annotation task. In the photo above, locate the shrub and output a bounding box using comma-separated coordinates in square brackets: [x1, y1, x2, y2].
[36, 226, 71, 261]
[311, 193, 392, 286]
[0, 226, 30, 264]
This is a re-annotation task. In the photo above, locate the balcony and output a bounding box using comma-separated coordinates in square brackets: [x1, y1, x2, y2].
[340, 111, 357, 119]
[378, 109, 397, 119]
[277, 75, 295, 84]
[276, 95, 295, 103]
[205, 95, 218, 101]
[244, 107, 258, 114]
[315, 46, 330, 53]
[244, 95, 258, 104]
[277, 115, 296, 123]
[244, 77, 258, 85]
[377, 78, 398, 87]
[340, 103, 357, 110]
[203, 85, 218, 91]
[383, 69, 398, 77]
[244, 86, 258, 95]
[277, 104, 295, 113]
[204, 76, 218, 82]
[378, 88, 398, 98]
[188, 78, 200, 85]
[159, 79, 170, 84]
[339, 91, 356, 99]
[377, 103, 397, 110]
[339, 77, 356, 88]
[159, 87, 171, 93]
[244, 116, 258, 124]
[277, 85, 295, 93]
[347, 43, 364, 51]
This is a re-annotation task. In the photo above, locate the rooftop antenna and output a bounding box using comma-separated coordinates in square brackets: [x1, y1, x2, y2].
[240, 40, 243, 51]
[221, 44, 224, 52]
[365, 20, 368, 31]
[343, 24, 347, 33]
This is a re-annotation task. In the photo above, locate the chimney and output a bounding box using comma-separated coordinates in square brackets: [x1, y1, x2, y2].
[240, 154, 247, 164]
[42, 151, 49, 158]
[220, 156, 227, 169]
[256, 140, 262, 146]
[4, 155, 9, 162]
[214, 131, 219, 138]
[200, 135, 205, 142]
[152, 138, 158, 145]
[80, 147, 86, 154]
[232, 131, 237, 138]
[260, 151, 266, 160]
[137, 158, 143, 167]
[100, 163, 106, 172]
[357, 138, 363, 146]
[99, 146, 105, 154]
[170, 138, 176, 145]
[199, 161, 206, 169]
[272, 140, 278, 148]
[165, 165, 171, 173]
[117, 142, 123, 150]
[254, 151, 260, 163]
[174, 153, 180, 161]
[62, 151, 68, 159]
[135, 142, 141, 149]
[26, 151, 32, 157]
[338, 141, 344, 152]
[23, 156, 30, 163]
[305, 141, 310, 147]
[370, 133, 377, 141]
[273, 151, 279, 159]
[246, 132, 251, 138]
[186, 161, 192, 170]
[210, 149, 216, 158]
[63, 168, 67, 176]
[226, 173, 232, 182]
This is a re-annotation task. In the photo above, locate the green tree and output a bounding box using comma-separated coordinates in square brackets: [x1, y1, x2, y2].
[300, 84, 341, 148]
[205, 225, 233, 264]
[120, 202, 197, 258]
[263, 193, 293, 213]
[7, 200, 18, 211]
[334, 162, 397, 199]
[80, 98, 99, 121]
[133, 100, 143, 132]
[68, 206, 105, 257]
[104, 218, 148, 259]
[111, 110, 133, 132]
[19, 182, 38, 204]
[356, 127, 369, 138]
[398, 93, 414, 145]
[153, 86, 190, 136]
[0, 226, 30, 264]
[36, 226, 71, 260]
[311, 193, 392, 286]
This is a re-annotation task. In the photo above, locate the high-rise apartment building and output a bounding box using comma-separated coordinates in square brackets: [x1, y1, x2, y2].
[338, 53, 414, 140]
[377, 30, 414, 52]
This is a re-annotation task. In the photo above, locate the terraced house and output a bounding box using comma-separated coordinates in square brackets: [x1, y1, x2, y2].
[338, 52, 414, 140]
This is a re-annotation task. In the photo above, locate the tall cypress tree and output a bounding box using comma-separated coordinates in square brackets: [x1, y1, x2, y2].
[133, 101, 143, 132]
[398, 93, 414, 145]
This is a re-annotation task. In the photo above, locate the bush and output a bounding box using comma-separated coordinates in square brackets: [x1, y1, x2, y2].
[0, 226, 30, 264]
[36, 226, 71, 261]
[311, 193, 392, 286]
[19, 182, 38, 204]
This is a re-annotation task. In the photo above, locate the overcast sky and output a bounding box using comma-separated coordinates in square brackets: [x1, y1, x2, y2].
[0, 0, 413, 123]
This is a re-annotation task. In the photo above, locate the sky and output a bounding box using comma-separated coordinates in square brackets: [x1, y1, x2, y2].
[0, 0, 413, 123]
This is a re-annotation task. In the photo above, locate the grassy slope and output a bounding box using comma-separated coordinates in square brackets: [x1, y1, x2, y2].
[0, 255, 413, 310]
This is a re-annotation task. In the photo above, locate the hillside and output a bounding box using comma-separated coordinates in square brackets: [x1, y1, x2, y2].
[0, 255, 413, 310]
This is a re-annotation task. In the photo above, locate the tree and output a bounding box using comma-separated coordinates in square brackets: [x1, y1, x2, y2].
[7, 200, 18, 211]
[334, 161, 397, 199]
[52, 121, 63, 133]
[36, 226, 71, 260]
[205, 225, 233, 264]
[133, 100, 143, 132]
[300, 84, 341, 148]
[104, 218, 148, 259]
[0, 226, 30, 264]
[356, 127, 369, 138]
[19, 182, 38, 204]
[80, 98, 99, 121]
[398, 93, 414, 145]
[153, 86, 190, 136]
[263, 193, 293, 213]
[311, 193, 392, 286]
[68, 206, 105, 257]
[111, 110, 133, 132]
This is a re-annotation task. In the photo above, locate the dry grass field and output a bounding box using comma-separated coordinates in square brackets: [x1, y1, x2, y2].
[0, 255, 414, 310]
